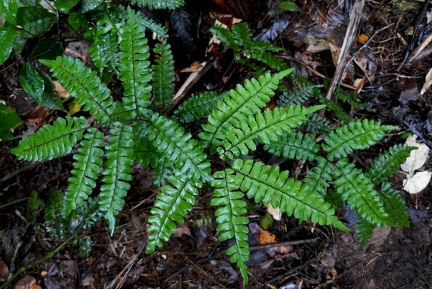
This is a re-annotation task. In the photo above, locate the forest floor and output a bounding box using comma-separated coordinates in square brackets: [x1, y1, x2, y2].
[1, 0, 432, 288]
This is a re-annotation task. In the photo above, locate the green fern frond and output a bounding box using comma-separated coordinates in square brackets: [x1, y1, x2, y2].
[317, 97, 352, 123]
[174, 91, 224, 123]
[135, 13, 168, 40]
[130, 0, 184, 9]
[117, 8, 152, 119]
[11, 116, 88, 161]
[300, 113, 332, 133]
[322, 119, 398, 160]
[153, 156, 173, 187]
[356, 217, 374, 246]
[300, 157, 334, 196]
[40, 57, 114, 124]
[248, 49, 290, 71]
[89, 32, 119, 77]
[139, 113, 212, 185]
[152, 41, 174, 108]
[210, 24, 241, 53]
[44, 190, 67, 239]
[65, 128, 104, 216]
[211, 170, 250, 284]
[231, 159, 347, 230]
[277, 83, 322, 106]
[218, 105, 323, 160]
[133, 136, 161, 167]
[264, 131, 320, 161]
[367, 144, 415, 185]
[147, 175, 198, 253]
[378, 182, 409, 227]
[199, 69, 293, 149]
[335, 86, 370, 111]
[99, 123, 134, 234]
[333, 159, 388, 226]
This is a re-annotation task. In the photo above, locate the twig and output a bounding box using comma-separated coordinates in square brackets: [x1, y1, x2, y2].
[249, 238, 318, 251]
[325, 0, 365, 100]
[397, 0, 431, 71]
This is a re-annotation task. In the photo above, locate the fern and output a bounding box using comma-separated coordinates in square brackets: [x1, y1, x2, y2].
[210, 23, 287, 71]
[152, 41, 175, 108]
[301, 157, 334, 196]
[138, 113, 212, 186]
[211, 170, 250, 284]
[11, 116, 88, 161]
[264, 131, 320, 161]
[230, 159, 347, 230]
[117, 8, 152, 119]
[39, 57, 114, 124]
[367, 144, 415, 184]
[322, 119, 398, 160]
[199, 69, 293, 149]
[65, 128, 104, 216]
[277, 83, 323, 106]
[218, 105, 323, 160]
[99, 123, 134, 233]
[174, 91, 225, 123]
[147, 175, 198, 253]
[333, 159, 389, 226]
[130, 0, 184, 9]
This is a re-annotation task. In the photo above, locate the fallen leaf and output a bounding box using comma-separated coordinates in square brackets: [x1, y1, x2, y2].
[421, 67, 432, 95]
[0, 259, 9, 282]
[403, 171, 432, 194]
[400, 135, 429, 174]
[266, 204, 281, 221]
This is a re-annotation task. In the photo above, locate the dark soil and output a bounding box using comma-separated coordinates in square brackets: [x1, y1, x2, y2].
[2, 0, 432, 288]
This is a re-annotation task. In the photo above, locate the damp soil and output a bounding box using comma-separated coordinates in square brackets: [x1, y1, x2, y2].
[2, 0, 432, 288]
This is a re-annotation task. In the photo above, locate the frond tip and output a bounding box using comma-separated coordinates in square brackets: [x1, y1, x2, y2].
[11, 116, 89, 161]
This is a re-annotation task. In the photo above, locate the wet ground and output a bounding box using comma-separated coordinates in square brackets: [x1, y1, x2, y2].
[2, 0, 432, 288]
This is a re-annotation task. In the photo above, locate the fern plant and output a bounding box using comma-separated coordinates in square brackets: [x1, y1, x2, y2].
[11, 4, 413, 285]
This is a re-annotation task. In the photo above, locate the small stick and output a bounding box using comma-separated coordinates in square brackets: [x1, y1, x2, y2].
[249, 238, 318, 251]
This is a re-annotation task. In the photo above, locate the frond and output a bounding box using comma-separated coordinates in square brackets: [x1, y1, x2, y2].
[209, 24, 241, 53]
[39, 57, 114, 124]
[133, 135, 161, 167]
[356, 217, 374, 247]
[99, 123, 134, 234]
[211, 170, 250, 284]
[300, 113, 332, 134]
[248, 49, 290, 71]
[367, 144, 415, 185]
[152, 41, 174, 108]
[264, 131, 320, 161]
[89, 31, 119, 77]
[318, 97, 352, 123]
[300, 157, 334, 196]
[11, 116, 88, 161]
[139, 113, 212, 186]
[218, 105, 323, 160]
[333, 158, 388, 226]
[231, 159, 347, 231]
[117, 8, 152, 119]
[174, 91, 224, 123]
[335, 86, 370, 111]
[277, 83, 322, 106]
[153, 156, 173, 187]
[130, 0, 184, 9]
[378, 182, 409, 227]
[322, 119, 398, 160]
[199, 69, 293, 149]
[65, 128, 104, 216]
[135, 13, 168, 40]
[44, 190, 67, 239]
[147, 175, 198, 253]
